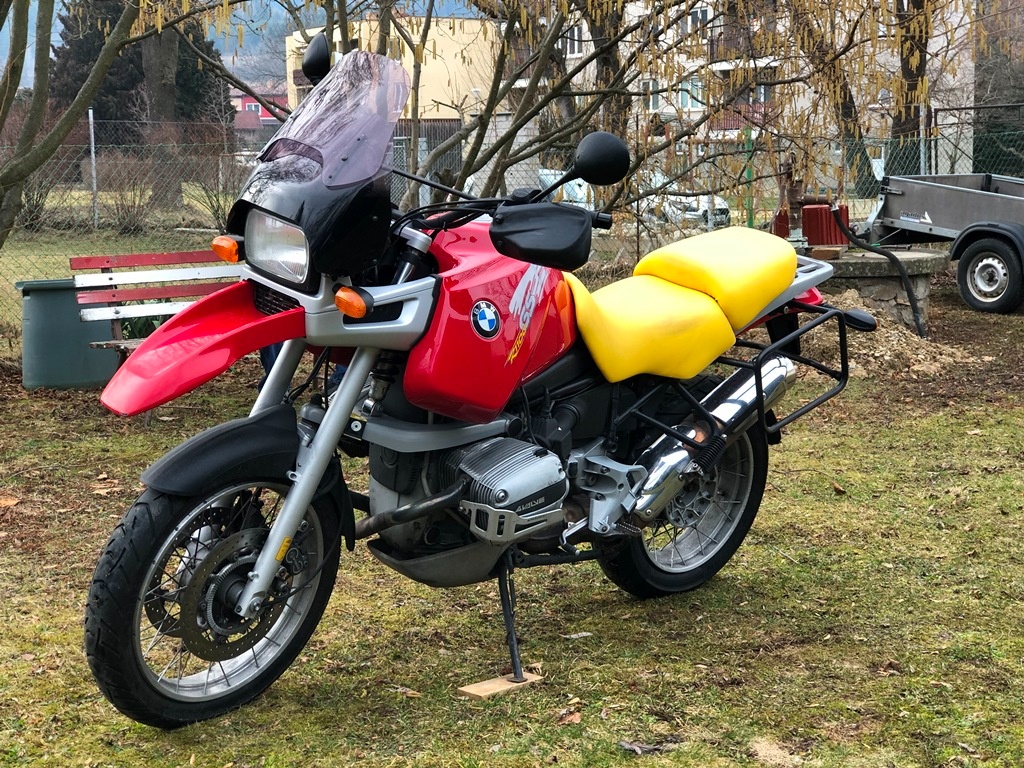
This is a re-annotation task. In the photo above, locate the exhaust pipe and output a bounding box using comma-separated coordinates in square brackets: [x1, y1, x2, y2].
[632, 356, 796, 521]
[354, 478, 469, 539]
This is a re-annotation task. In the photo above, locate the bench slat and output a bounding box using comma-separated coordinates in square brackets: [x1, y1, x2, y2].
[69, 250, 220, 270]
[76, 281, 234, 305]
[73, 264, 242, 289]
[80, 302, 195, 322]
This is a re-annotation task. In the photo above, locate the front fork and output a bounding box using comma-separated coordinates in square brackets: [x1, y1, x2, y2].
[233, 344, 380, 619]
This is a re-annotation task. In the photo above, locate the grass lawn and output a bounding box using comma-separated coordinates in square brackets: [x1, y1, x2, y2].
[1, 284, 1023, 766]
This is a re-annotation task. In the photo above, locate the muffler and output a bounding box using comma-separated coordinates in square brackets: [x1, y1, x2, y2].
[631, 355, 796, 521]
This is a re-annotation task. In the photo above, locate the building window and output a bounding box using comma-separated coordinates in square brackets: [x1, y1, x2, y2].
[563, 24, 585, 57]
[642, 79, 660, 111]
[682, 5, 712, 40]
[676, 78, 704, 109]
[245, 102, 260, 112]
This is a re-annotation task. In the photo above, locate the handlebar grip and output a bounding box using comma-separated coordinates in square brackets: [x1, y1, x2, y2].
[592, 212, 613, 230]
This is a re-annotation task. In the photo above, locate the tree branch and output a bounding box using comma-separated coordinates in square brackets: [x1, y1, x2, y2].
[0, 0, 28, 131]
[175, 26, 290, 121]
[0, 0, 140, 185]
[16, 0, 54, 154]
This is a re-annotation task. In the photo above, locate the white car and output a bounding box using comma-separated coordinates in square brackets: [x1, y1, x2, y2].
[637, 170, 732, 228]
[538, 169, 595, 210]
[669, 193, 732, 227]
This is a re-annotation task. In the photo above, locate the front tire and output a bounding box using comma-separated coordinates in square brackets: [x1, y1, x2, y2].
[957, 238, 1024, 313]
[84, 481, 340, 729]
[599, 423, 768, 598]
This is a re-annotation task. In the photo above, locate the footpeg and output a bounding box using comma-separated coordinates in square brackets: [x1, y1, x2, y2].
[614, 521, 642, 537]
[560, 518, 587, 547]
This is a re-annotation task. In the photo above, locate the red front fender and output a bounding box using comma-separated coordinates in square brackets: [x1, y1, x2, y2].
[101, 281, 305, 416]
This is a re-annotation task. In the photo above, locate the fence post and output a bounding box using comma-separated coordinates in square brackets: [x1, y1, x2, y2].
[89, 108, 98, 230]
[919, 104, 927, 175]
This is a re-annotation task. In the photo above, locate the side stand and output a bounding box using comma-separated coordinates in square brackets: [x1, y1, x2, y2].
[498, 551, 526, 683]
[455, 550, 544, 699]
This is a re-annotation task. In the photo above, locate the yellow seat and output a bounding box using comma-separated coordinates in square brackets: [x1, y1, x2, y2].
[563, 272, 735, 383]
[635, 227, 797, 330]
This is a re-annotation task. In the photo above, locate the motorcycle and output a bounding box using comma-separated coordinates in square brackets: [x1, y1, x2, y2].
[84, 41, 875, 729]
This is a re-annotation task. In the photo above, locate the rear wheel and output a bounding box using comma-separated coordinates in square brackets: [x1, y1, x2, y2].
[84, 481, 340, 729]
[957, 238, 1024, 313]
[599, 423, 768, 598]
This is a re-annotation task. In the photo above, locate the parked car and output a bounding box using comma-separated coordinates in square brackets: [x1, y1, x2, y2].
[538, 169, 596, 210]
[670, 193, 732, 227]
[636, 170, 732, 228]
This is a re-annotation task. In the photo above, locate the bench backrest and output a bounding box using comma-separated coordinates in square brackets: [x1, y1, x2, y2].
[71, 250, 243, 322]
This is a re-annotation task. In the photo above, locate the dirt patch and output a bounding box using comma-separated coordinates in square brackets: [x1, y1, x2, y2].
[803, 289, 980, 378]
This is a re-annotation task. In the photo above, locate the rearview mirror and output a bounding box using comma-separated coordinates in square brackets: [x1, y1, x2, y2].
[572, 132, 630, 186]
[302, 33, 332, 86]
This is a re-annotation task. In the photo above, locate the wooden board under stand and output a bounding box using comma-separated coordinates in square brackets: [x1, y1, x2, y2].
[457, 672, 543, 700]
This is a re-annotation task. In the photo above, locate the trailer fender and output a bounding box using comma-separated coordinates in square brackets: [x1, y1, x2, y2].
[950, 221, 1024, 263]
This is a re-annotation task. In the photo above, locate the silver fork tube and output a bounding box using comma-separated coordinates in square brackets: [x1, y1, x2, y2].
[234, 346, 381, 619]
[251, 339, 307, 416]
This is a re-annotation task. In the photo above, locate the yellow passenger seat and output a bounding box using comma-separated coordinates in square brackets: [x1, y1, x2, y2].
[634, 226, 797, 330]
[564, 227, 796, 383]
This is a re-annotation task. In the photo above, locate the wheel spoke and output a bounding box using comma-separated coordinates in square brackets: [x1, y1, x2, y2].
[642, 433, 758, 574]
[130, 483, 331, 701]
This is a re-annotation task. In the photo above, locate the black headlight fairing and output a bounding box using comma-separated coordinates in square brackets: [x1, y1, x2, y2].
[227, 155, 393, 280]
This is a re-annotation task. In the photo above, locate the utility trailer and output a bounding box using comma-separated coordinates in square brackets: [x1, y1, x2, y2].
[866, 173, 1024, 313]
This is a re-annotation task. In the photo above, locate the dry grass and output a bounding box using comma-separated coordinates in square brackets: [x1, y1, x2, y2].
[1, 287, 1024, 766]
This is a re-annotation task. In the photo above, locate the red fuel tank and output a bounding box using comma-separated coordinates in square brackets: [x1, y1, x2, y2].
[403, 222, 576, 423]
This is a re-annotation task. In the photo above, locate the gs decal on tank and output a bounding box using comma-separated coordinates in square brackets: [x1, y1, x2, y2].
[507, 264, 550, 364]
[471, 300, 500, 339]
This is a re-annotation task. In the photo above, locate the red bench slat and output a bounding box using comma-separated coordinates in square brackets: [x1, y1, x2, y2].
[69, 250, 220, 270]
[76, 281, 233, 305]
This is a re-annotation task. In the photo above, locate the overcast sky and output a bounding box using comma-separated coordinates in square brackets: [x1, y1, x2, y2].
[0, 4, 62, 89]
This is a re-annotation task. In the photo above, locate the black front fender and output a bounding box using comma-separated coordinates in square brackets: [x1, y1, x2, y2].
[141, 403, 355, 549]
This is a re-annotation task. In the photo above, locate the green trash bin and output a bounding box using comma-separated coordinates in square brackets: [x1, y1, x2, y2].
[16, 278, 119, 389]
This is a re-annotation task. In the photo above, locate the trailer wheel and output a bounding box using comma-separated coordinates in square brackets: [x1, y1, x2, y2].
[957, 238, 1024, 313]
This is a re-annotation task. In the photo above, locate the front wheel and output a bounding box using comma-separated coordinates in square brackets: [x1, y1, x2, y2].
[956, 238, 1024, 313]
[84, 480, 340, 729]
[598, 424, 768, 598]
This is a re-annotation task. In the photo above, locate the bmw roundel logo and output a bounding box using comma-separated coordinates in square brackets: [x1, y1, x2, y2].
[471, 300, 500, 339]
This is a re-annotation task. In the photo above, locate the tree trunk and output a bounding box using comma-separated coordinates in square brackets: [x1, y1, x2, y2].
[886, 0, 932, 176]
[142, 30, 182, 207]
[790, 2, 879, 197]
[575, 0, 629, 138]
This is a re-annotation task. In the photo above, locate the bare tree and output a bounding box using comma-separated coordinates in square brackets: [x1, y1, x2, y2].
[0, 0, 259, 251]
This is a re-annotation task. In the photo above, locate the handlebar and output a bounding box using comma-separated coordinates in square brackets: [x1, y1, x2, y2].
[408, 199, 613, 234]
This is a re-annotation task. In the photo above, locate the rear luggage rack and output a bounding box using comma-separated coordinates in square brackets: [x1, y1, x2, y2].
[754, 255, 835, 319]
[725, 301, 850, 436]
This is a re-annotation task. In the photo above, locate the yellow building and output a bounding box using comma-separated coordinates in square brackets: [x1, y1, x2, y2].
[285, 17, 500, 117]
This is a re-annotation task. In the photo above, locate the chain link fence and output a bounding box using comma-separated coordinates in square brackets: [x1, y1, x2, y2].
[4, 117, 1024, 364]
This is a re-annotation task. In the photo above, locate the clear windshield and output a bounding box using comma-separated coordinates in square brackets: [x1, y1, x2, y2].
[260, 50, 410, 189]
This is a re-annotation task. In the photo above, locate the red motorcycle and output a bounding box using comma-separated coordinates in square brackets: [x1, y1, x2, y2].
[85, 42, 874, 728]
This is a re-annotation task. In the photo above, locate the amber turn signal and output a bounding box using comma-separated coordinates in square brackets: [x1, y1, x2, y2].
[334, 286, 369, 318]
[211, 235, 240, 263]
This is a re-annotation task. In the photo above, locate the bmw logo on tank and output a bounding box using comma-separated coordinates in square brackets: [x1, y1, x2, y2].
[471, 300, 501, 339]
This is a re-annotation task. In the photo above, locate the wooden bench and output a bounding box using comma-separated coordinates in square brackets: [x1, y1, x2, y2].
[70, 250, 243, 364]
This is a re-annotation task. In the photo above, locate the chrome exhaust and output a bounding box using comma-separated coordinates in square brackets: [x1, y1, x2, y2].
[632, 356, 796, 521]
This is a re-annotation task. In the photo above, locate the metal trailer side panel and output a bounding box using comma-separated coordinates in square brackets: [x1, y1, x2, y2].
[873, 174, 1024, 243]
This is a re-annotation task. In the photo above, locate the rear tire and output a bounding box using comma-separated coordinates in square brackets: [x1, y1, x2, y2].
[957, 238, 1024, 313]
[84, 480, 340, 729]
[599, 423, 768, 598]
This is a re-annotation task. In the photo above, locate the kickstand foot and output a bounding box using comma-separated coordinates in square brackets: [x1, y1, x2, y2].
[497, 551, 526, 683]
